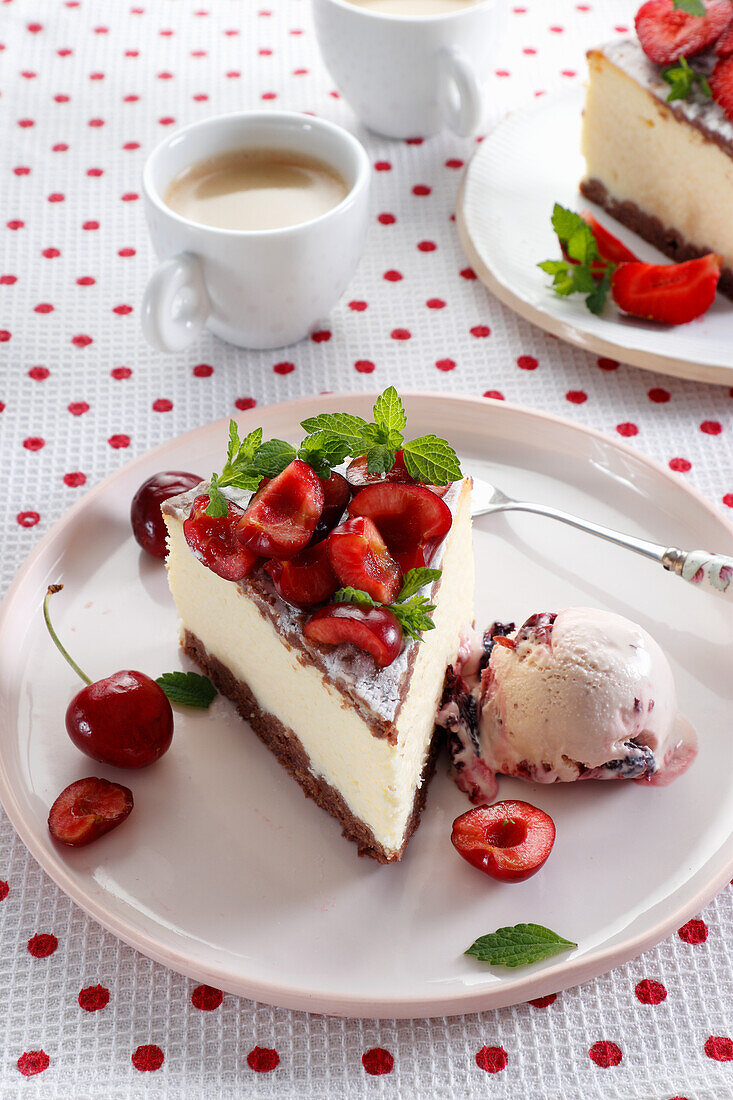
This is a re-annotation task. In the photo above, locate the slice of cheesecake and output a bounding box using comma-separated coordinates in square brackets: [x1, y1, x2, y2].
[580, 41, 733, 299]
[162, 477, 474, 863]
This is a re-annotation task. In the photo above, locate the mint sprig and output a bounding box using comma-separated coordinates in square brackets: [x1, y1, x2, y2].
[156, 671, 217, 709]
[538, 203, 614, 316]
[673, 0, 705, 15]
[465, 924, 577, 968]
[205, 422, 264, 517]
[661, 55, 711, 102]
[334, 567, 442, 642]
[300, 387, 461, 485]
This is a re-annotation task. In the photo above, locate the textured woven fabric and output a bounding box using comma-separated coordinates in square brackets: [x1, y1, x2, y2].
[1, 0, 732, 1096]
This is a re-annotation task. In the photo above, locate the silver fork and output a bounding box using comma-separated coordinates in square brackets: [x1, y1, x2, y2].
[470, 476, 733, 601]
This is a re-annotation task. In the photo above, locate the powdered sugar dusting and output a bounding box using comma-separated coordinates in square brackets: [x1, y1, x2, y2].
[602, 39, 733, 146]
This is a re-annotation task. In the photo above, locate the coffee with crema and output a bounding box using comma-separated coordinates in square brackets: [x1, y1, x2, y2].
[345, 0, 478, 14]
[164, 149, 349, 231]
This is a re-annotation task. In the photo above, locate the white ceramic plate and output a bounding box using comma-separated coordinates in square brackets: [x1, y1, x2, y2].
[0, 393, 732, 1019]
[457, 89, 733, 386]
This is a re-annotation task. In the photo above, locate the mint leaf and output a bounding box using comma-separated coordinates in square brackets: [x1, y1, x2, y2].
[214, 422, 265, 494]
[156, 671, 217, 708]
[300, 412, 370, 455]
[550, 203, 586, 245]
[402, 435, 462, 485]
[254, 438, 297, 478]
[204, 473, 229, 518]
[673, 0, 705, 14]
[565, 223, 599, 266]
[570, 264, 598, 294]
[397, 567, 442, 602]
[585, 266, 613, 315]
[662, 55, 711, 102]
[373, 386, 407, 436]
[391, 594, 436, 640]
[465, 924, 577, 968]
[333, 586, 380, 609]
[365, 444, 396, 475]
[298, 431, 351, 478]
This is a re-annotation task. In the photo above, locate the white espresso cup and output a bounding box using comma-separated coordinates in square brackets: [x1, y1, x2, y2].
[141, 112, 370, 351]
[312, 0, 508, 139]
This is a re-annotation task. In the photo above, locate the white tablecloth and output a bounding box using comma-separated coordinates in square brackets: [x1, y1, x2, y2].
[1, 0, 732, 1096]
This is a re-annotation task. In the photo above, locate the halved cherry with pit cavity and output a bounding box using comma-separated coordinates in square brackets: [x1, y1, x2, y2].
[348, 482, 452, 573]
[48, 776, 133, 847]
[304, 603, 403, 667]
[310, 470, 351, 544]
[184, 494, 258, 581]
[236, 459, 324, 559]
[451, 800, 556, 883]
[346, 450, 449, 497]
[264, 541, 339, 608]
[327, 516, 403, 604]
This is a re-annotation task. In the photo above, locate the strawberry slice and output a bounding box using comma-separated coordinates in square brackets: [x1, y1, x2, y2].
[304, 603, 403, 667]
[348, 483, 452, 573]
[236, 459, 324, 559]
[184, 494, 259, 581]
[310, 470, 352, 544]
[264, 541, 339, 608]
[327, 516, 403, 604]
[635, 0, 732, 64]
[48, 777, 134, 847]
[711, 53, 733, 118]
[582, 212, 639, 265]
[716, 19, 733, 54]
[346, 451, 450, 497]
[611, 253, 721, 324]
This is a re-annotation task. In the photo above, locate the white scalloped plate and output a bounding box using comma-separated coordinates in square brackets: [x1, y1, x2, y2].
[457, 89, 733, 386]
[0, 393, 732, 1018]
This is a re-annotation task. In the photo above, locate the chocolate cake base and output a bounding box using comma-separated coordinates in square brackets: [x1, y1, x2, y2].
[183, 630, 440, 864]
[580, 177, 733, 300]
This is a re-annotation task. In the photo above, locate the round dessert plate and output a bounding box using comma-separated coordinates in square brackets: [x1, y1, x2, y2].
[0, 393, 732, 1018]
[457, 89, 733, 386]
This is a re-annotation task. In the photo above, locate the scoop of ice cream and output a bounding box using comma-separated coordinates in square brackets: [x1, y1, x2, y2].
[438, 607, 697, 804]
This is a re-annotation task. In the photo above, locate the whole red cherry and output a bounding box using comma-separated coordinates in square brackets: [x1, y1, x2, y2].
[44, 585, 173, 768]
[131, 470, 201, 559]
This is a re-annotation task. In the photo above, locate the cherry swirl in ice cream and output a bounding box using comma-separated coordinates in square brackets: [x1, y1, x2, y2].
[438, 607, 697, 804]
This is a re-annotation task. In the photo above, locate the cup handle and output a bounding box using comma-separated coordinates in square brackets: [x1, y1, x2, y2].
[141, 252, 211, 353]
[437, 45, 484, 138]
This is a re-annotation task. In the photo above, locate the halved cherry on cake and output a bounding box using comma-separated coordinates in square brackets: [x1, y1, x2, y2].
[327, 516, 403, 603]
[265, 541, 339, 608]
[236, 459, 324, 559]
[184, 494, 258, 581]
[48, 777, 133, 847]
[451, 800, 556, 883]
[44, 585, 174, 769]
[346, 451, 449, 497]
[348, 483, 452, 572]
[131, 471, 201, 560]
[304, 603, 403, 667]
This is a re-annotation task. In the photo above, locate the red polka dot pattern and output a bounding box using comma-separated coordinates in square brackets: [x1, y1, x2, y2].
[27, 933, 58, 958]
[246, 1046, 280, 1072]
[0, 880, 8, 901]
[132, 1045, 164, 1072]
[705, 1036, 733, 1061]
[191, 985, 223, 1010]
[79, 985, 110, 1012]
[475, 1046, 508, 1073]
[528, 993, 557, 1008]
[678, 919, 708, 944]
[362, 1047, 394, 1075]
[635, 979, 667, 1005]
[588, 1041, 623, 1068]
[17, 1051, 49, 1076]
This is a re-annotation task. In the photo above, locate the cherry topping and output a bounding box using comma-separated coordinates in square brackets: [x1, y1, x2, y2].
[327, 516, 403, 604]
[304, 603, 403, 667]
[348, 482, 452, 572]
[236, 459, 324, 559]
[264, 541, 339, 608]
[310, 470, 351, 544]
[183, 494, 258, 581]
[451, 800, 556, 883]
[131, 470, 201, 559]
[48, 777, 133, 847]
[44, 585, 174, 768]
[346, 450, 449, 497]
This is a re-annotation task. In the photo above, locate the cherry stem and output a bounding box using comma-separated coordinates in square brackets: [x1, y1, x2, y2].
[43, 585, 92, 686]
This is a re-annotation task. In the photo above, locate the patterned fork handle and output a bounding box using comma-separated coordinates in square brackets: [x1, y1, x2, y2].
[664, 548, 733, 599]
